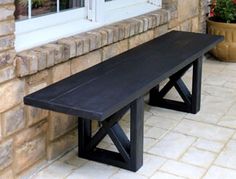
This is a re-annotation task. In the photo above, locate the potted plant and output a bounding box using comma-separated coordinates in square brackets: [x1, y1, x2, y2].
[207, 0, 236, 62]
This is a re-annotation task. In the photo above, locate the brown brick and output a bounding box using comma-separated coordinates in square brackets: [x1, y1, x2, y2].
[44, 44, 64, 64]
[0, 79, 24, 113]
[49, 112, 77, 140]
[0, 50, 15, 67]
[192, 17, 199, 32]
[178, 0, 199, 21]
[123, 20, 138, 37]
[73, 35, 90, 54]
[16, 56, 30, 77]
[58, 38, 77, 59]
[26, 106, 48, 126]
[0, 169, 14, 179]
[51, 61, 71, 83]
[71, 50, 102, 74]
[0, 139, 13, 171]
[32, 50, 47, 71]
[154, 24, 168, 38]
[87, 31, 102, 50]
[17, 51, 39, 75]
[0, 5, 15, 21]
[0, 65, 15, 83]
[133, 18, 144, 34]
[102, 40, 128, 61]
[147, 15, 155, 29]
[151, 12, 161, 27]
[2, 105, 25, 137]
[137, 16, 149, 32]
[0, 20, 14, 36]
[14, 136, 46, 173]
[97, 28, 109, 46]
[180, 20, 192, 32]
[171, 26, 181, 31]
[104, 27, 115, 44]
[72, 38, 83, 56]
[0, 120, 2, 141]
[129, 30, 154, 49]
[26, 70, 49, 87]
[0, 35, 14, 51]
[70, 36, 84, 56]
[25, 70, 49, 95]
[168, 18, 180, 29]
[160, 9, 170, 25]
[47, 130, 77, 160]
[115, 24, 125, 41]
[106, 26, 119, 43]
[15, 120, 47, 147]
[37, 47, 55, 68]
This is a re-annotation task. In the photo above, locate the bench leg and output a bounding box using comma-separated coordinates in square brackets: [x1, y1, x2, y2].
[78, 97, 144, 172]
[130, 96, 144, 171]
[192, 57, 203, 114]
[149, 57, 203, 114]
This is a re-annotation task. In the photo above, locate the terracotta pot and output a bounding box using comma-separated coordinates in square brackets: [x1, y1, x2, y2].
[207, 18, 236, 62]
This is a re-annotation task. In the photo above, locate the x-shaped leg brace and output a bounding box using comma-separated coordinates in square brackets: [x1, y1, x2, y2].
[78, 97, 144, 172]
[149, 57, 203, 114]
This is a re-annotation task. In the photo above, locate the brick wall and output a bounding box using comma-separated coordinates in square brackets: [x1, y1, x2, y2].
[0, 0, 207, 178]
[0, 0, 19, 178]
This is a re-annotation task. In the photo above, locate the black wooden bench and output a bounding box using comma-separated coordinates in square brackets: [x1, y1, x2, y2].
[24, 31, 223, 172]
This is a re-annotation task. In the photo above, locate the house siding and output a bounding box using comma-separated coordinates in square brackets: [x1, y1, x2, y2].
[0, 0, 207, 178]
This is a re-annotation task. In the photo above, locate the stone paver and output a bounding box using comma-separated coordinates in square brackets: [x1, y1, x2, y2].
[148, 132, 196, 159]
[203, 166, 236, 179]
[174, 119, 234, 142]
[31, 56, 236, 179]
[160, 160, 206, 179]
[180, 147, 216, 168]
[214, 140, 236, 170]
[193, 138, 224, 153]
[144, 126, 167, 139]
[32, 161, 75, 179]
[66, 162, 118, 179]
[145, 115, 182, 130]
[137, 154, 166, 177]
[150, 172, 185, 179]
[111, 170, 147, 179]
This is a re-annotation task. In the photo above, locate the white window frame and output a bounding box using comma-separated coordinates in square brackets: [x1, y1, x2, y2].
[15, 0, 162, 52]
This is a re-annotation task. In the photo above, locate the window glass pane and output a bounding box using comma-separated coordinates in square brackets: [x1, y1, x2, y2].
[32, 0, 56, 17]
[15, 0, 28, 20]
[15, 0, 85, 20]
[60, 0, 85, 10]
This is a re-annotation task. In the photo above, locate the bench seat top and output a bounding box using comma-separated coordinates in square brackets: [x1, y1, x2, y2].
[24, 31, 223, 121]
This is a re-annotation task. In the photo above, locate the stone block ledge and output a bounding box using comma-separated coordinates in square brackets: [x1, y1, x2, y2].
[15, 9, 171, 78]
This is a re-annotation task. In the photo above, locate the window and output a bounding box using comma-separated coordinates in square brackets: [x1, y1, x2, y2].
[15, 0, 162, 52]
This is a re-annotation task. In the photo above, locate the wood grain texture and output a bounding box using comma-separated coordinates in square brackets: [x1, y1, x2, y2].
[24, 31, 223, 121]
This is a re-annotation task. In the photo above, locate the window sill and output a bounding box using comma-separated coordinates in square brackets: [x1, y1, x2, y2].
[15, 3, 161, 52]
[104, 2, 161, 24]
[15, 19, 100, 52]
[16, 8, 170, 78]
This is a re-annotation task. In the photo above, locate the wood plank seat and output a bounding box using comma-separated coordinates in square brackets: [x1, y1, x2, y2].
[24, 31, 223, 172]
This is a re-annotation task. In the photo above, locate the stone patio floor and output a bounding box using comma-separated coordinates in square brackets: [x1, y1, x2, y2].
[30, 55, 236, 179]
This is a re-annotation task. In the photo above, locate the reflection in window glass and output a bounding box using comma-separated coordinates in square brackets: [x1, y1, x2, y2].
[60, 0, 84, 11]
[15, 0, 28, 20]
[14, 0, 85, 20]
[32, 0, 56, 17]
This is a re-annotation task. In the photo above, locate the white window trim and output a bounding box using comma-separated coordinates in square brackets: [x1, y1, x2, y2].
[15, 0, 162, 52]
[16, 8, 87, 35]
